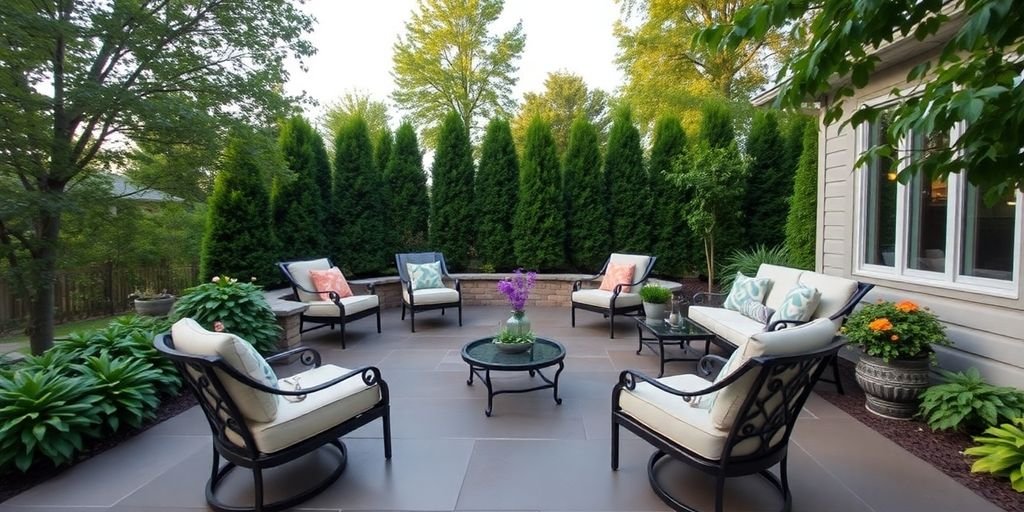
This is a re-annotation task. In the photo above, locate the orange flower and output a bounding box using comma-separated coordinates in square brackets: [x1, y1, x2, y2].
[890, 334, 899, 342]
[869, 318, 893, 332]
[895, 301, 918, 313]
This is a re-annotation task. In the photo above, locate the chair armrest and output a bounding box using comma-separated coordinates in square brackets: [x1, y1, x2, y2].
[219, 363, 385, 396]
[265, 347, 322, 367]
[765, 319, 810, 332]
[692, 291, 728, 306]
[697, 354, 729, 378]
[572, 273, 603, 291]
[615, 366, 753, 403]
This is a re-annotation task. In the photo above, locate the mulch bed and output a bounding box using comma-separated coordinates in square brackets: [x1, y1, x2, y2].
[819, 359, 1024, 512]
[0, 391, 198, 504]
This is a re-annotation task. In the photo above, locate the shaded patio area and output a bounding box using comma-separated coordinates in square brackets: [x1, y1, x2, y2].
[0, 306, 1001, 512]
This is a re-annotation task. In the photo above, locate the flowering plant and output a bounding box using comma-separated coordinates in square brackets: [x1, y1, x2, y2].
[842, 300, 950, 363]
[496, 269, 537, 313]
[171, 275, 280, 354]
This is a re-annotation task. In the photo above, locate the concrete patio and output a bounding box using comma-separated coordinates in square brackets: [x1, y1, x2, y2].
[0, 306, 1002, 512]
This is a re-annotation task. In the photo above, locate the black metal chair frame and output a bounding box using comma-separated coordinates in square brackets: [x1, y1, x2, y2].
[612, 338, 846, 512]
[154, 333, 392, 512]
[395, 252, 462, 333]
[571, 255, 658, 338]
[277, 258, 382, 349]
[691, 281, 873, 394]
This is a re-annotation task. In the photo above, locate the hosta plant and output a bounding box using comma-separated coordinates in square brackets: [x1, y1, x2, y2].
[919, 368, 1024, 433]
[172, 275, 280, 354]
[965, 418, 1024, 493]
[73, 355, 162, 432]
[0, 370, 102, 473]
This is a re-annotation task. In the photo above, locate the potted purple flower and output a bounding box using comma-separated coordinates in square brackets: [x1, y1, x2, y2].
[497, 269, 537, 335]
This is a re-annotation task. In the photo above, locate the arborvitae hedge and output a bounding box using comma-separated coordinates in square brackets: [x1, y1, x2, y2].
[272, 116, 326, 261]
[785, 122, 819, 270]
[696, 101, 744, 268]
[649, 114, 691, 276]
[783, 116, 810, 180]
[200, 134, 278, 284]
[429, 112, 476, 270]
[513, 116, 565, 269]
[604, 108, 650, 253]
[475, 118, 520, 270]
[331, 115, 390, 275]
[385, 121, 430, 252]
[700, 101, 735, 149]
[311, 130, 332, 214]
[743, 110, 789, 249]
[562, 117, 609, 271]
[374, 128, 393, 178]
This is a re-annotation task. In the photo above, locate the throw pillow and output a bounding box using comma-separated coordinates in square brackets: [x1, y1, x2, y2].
[407, 261, 443, 290]
[695, 348, 743, 410]
[740, 301, 775, 325]
[723, 273, 772, 312]
[768, 285, 822, 325]
[309, 267, 353, 300]
[599, 262, 637, 292]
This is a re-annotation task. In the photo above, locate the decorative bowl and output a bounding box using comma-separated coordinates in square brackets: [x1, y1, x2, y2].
[493, 341, 534, 354]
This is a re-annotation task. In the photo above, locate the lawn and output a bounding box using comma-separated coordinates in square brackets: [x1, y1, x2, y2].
[0, 316, 118, 356]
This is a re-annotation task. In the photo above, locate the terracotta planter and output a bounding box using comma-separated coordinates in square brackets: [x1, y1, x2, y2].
[854, 354, 931, 420]
[134, 296, 175, 317]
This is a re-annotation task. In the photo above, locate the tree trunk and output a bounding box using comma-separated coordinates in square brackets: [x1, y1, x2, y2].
[704, 234, 714, 294]
[27, 207, 61, 355]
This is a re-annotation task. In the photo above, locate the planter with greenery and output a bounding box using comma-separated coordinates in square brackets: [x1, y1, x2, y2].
[492, 329, 536, 354]
[130, 289, 175, 317]
[171, 275, 280, 354]
[639, 284, 672, 324]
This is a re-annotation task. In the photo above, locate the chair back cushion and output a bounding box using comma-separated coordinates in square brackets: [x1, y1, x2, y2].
[600, 262, 636, 292]
[407, 261, 444, 290]
[396, 252, 447, 280]
[608, 253, 653, 291]
[798, 271, 859, 319]
[285, 258, 332, 302]
[171, 318, 280, 422]
[767, 285, 821, 325]
[723, 273, 772, 312]
[309, 267, 354, 300]
[756, 264, 802, 311]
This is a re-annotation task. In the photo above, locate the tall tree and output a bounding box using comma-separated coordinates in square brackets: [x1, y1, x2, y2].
[511, 71, 612, 155]
[743, 110, 789, 249]
[0, 0, 312, 354]
[429, 112, 476, 269]
[392, 0, 526, 144]
[331, 116, 390, 275]
[604, 108, 650, 253]
[782, 115, 811, 181]
[321, 90, 391, 144]
[699, 101, 735, 148]
[310, 131, 333, 216]
[698, 101, 744, 260]
[475, 118, 520, 270]
[785, 122, 819, 270]
[273, 116, 326, 261]
[374, 128, 394, 178]
[513, 117, 566, 270]
[385, 122, 431, 252]
[562, 117, 610, 271]
[649, 115, 692, 276]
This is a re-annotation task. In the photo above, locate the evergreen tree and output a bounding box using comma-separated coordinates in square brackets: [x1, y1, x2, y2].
[782, 116, 810, 179]
[513, 116, 565, 269]
[272, 116, 326, 260]
[385, 121, 431, 252]
[374, 128, 393, 177]
[200, 134, 278, 284]
[429, 112, 476, 269]
[331, 115, 390, 275]
[700, 101, 735, 149]
[743, 110, 789, 248]
[696, 101, 744, 264]
[604, 107, 650, 253]
[785, 122, 819, 270]
[562, 117, 609, 271]
[310, 131, 332, 216]
[475, 118, 520, 269]
[649, 114, 691, 276]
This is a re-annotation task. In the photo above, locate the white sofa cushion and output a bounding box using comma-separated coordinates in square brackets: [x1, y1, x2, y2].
[228, 364, 381, 453]
[403, 286, 460, 306]
[285, 258, 332, 302]
[756, 264, 803, 311]
[305, 295, 380, 317]
[688, 306, 765, 347]
[798, 271, 859, 319]
[571, 288, 642, 309]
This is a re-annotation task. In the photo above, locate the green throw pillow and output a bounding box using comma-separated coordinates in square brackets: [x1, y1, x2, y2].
[407, 261, 443, 290]
[723, 273, 772, 312]
[768, 285, 821, 325]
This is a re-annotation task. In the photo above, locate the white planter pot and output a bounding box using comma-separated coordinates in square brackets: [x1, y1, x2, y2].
[643, 302, 666, 324]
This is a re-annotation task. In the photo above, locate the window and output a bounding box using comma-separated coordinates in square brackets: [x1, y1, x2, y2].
[906, 130, 949, 273]
[961, 181, 1016, 281]
[863, 112, 898, 267]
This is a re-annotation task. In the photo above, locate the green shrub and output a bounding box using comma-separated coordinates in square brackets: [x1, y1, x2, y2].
[73, 354, 162, 432]
[919, 368, 1024, 432]
[430, 112, 477, 270]
[639, 284, 672, 304]
[273, 116, 327, 260]
[385, 121, 430, 252]
[649, 114, 692, 276]
[513, 116, 566, 270]
[172, 276, 280, 354]
[562, 116, 609, 271]
[744, 111, 790, 249]
[476, 118, 520, 270]
[964, 418, 1024, 492]
[0, 370, 103, 473]
[842, 301, 950, 363]
[719, 245, 791, 291]
[784, 122, 818, 270]
[493, 330, 536, 345]
[604, 107, 650, 253]
[331, 115, 391, 275]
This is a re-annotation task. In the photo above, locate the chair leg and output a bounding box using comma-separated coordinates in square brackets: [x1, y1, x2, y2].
[376, 308, 382, 333]
[832, 354, 845, 395]
[571, 305, 576, 327]
[780, 455, 791, 503]
[383, 408, 393, 459]
[339, 322, 346, 350]
[253, 468, 265, 512]
[410, 308, 416, 333]
[458, 303, 462, 326]
[441, 307, 445, 316]
[401, 303, 406, 320]
[611, 418, 620, 470]
[714, 473, 726, 512]
[609, 311, 616, 339]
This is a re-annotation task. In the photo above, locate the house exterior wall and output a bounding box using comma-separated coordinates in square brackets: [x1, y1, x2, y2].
[818, 48, 1024, 387]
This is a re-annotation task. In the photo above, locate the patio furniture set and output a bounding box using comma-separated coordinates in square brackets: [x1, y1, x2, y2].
[156, 251, 872, 512]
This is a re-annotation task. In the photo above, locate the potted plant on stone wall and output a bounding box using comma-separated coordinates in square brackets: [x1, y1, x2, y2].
[130, 288, 176, 317]
[639, 284, 672, 325]
[844, 300, 951, 420]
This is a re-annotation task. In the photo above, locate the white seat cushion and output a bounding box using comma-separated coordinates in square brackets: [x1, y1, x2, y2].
[688, 306, 765, 347]
[798, 272, 858, 319]
[229, 364, 382, 453]
[571, 288, 642, 309]
[756, 264, 803, 311]
[305, 295, 380, 317]
[285, 258, 332, 302]
[403, 286, 460, 305]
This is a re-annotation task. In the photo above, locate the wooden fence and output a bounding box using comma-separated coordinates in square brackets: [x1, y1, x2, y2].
[0, 264, 199, 332]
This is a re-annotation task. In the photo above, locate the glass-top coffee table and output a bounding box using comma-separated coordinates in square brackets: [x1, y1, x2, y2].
[461, 337, 566, 417]
[634, 317, 716, 377]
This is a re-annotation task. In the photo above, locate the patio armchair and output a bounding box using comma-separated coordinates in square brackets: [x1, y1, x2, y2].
[154, 318, 391, 512]
[612, 318, 843, 512]
[278, 258, 381, 349]
[396, 252, 463, 332]
[571, 253, 657, 338]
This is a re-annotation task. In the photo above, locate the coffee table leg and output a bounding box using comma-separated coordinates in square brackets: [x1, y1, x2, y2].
[636, 323, 643, 354]
[483, 368, 494, 417]
[658, 337, 666, 378]
[466, 365, 475, 385]
[552, 362, 564, 405]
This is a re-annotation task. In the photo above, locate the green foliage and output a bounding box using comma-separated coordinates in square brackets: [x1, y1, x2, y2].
[785, 121, 818, 270]
[843, 301, 950, 363]
[172, 276, 280, 354]
[699, 101, 736, 149]
[639, 284, 672, 304]
[273, 116, 327, 260]
[696, 102, 745, 263]
[392, 0, 525, 144]
[514, 116, 566, 270]
[374, 128, 394, 179]
[493, 330, 536, 345]
[0, 370, 102, 473]
[649, 114, 693, 276]
[744, 111, 789, 249]
[720, 245, 791, 291]
[604, 108, 650, 253]
[385, 122, 431, 252]
[310, 131, 333, 219]
[200, 134, 280, 285]
[476, 119, 520, 270]
[321, 91, 391, 145]
[511, 71, 612, 155]
[965, 418, 1024, 492]
[331, 115, 391, 275]
[782, 116, 810, 182]
[562, 117, 610, 271]
[919, 368, 1024, 433]
[73, 354, 162, 433]
[430, 112, 477, 270]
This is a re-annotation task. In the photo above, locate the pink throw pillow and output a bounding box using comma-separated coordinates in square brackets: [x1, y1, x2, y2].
[309, 267, 353, 300]
[600, 262, 637, 293]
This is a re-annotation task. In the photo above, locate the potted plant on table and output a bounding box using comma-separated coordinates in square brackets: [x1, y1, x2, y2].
[130, 288, 175, 317]
[639, 284, 672, 325]
[492, 329, 536, 354]
[844, 300, 951, 419]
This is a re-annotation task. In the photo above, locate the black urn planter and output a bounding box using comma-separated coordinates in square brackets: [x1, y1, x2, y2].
[134, 296, 175, 317]
[854, 354, 931, 420]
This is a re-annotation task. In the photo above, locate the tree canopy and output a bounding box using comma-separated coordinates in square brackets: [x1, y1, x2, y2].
[321, 90, 391, 145]
[562, 117, 610, 270]
[475, 118, 520, 270]
[513, 117, 566, 270]
[331, 116, 391, 275]
[743, 110, 789, 249]
[649, 114, 693, 276]
[511, 71, 612, 156]
[429, 112, 477, 270]
[273, 116, 327, 261]
[604, 108, 650, 253]
[385, 122, 431, 252]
